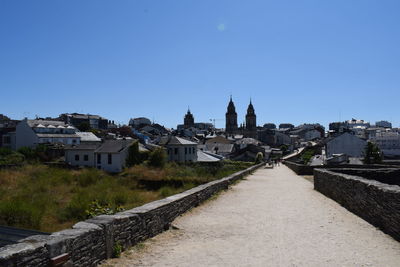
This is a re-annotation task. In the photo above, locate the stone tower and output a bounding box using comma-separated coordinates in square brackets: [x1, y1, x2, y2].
[245, 100, 257, 138]
[184, 109, 195, 128]
[225, 96, 238, 134]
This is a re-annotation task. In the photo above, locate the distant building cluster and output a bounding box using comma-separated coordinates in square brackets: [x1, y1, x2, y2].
[0, 101, 398, 172]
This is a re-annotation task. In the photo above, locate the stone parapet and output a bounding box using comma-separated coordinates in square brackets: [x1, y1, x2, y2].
[314, 168, 400, 242]
[0, 163, 265, 266]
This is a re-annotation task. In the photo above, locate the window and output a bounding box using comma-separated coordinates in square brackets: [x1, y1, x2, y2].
[108, 153, 112, 164]
[192, 147, 195, 154]
[3, 136, 11, 144]
[185, 147, 187, 154]
[84, 155, 89, 161]
[97, 154, 101, 164]
[174, 148, 178, 155]
[75, 155, 79, 161]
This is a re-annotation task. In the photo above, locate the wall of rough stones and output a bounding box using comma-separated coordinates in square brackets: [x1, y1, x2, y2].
[283, 160, 314, 175]
[284, 160, 399, 176]
[327, 168, 400, 186]
[0, 163, 265, 267]
[314, 168, 400, 242]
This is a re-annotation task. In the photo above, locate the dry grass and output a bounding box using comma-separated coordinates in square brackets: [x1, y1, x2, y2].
[0, 161, 252, 232]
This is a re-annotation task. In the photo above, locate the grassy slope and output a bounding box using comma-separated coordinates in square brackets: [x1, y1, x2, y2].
[0, 161, 252, 232]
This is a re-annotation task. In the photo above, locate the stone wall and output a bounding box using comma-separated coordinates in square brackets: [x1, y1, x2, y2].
[314, 168, 400, 242]
[283, 160, 314, 175]
[284, 160, 399, 176]
[0, 163, 265, 267]
[327, 168, 400, 186]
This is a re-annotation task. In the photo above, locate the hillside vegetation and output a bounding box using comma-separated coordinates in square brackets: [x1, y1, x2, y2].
[0, 161, 252, 232]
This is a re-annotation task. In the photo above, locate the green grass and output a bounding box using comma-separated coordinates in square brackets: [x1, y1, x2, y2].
[0, 161, 251, 232]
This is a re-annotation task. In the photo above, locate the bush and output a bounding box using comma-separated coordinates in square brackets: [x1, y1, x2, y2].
[113, 241, 123, 258]
[158, 186, 179, 197]
[17, 145, 49, 162]
[76, 169, 100, 187]
[17, 147, 36, 159]
[0, 148, 13, 157]
[126, 141, 141, 167]
[363, 142, 382, 164]
[255, 152, 264, 164]
[301, 148, 316, 164]
[147, 148, 167, 168]
[0, 200, 43, 229]
[0, 151, 25, 165]
[61, 193, 91, 221]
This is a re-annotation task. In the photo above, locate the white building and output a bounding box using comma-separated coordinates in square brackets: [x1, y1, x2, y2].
[65, 139, 135, 173]
[159, 136, 198, 162]
[16, 119, 80, 149]
[326, 132, 367, 158]
[373, 131, 400, 157]
[65, 143, 99, 168]
[346, 119, 370, 129]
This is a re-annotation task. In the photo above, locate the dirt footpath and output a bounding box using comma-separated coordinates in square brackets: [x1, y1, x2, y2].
[102, 166, 400, 267]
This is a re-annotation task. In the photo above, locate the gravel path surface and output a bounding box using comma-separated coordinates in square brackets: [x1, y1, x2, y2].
[102, 166, 400, 267]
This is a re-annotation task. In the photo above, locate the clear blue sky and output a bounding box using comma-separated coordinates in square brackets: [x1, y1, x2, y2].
[1, 0, 399, 129]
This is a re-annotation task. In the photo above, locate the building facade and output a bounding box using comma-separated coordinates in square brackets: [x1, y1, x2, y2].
[326, 132, 367, 158]
[59, 113, 108, 130]
[160, 136, 198, 162]
[16, 119, 80, 149]
[65, 139, 135, 173]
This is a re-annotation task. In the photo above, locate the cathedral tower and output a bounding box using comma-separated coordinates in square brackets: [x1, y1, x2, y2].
[184, 109, 195, 128]
[225, 96, 238, 134]
[245, 100, 257, 138]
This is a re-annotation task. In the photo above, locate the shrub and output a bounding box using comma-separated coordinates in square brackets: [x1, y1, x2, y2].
[17, 145, 49, 162]
[0, 148, 13, 157]
[0, 200, 43, 229]
[113, 241, 123, 258]
[255, 152, 264, 164]
[0, 151, 25, 165]
[61, 193, 91, 221]
[17, 147, 36, 159]
[301, 148, 316, 164]
[76, 169, 100, 187]
[147, 148, 167, 168]
[158, 186, 178, 197]
[85, 200, 125, 219]
[126, 141, 142, 167]
[363, 142, 382, 164]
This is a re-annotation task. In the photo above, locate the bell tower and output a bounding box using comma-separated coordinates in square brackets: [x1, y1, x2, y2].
[225, 96, 238, 134]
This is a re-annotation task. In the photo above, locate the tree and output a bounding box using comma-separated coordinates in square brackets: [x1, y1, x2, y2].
[279, 144, 288, 154]
[77, 122, 91, 132]
[255, 152, 264, 164]
[117, 126, 134, 137]
[125, 141, 142, 167]
[363, 142, 382, 164]
[147, 148, 167, 168]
